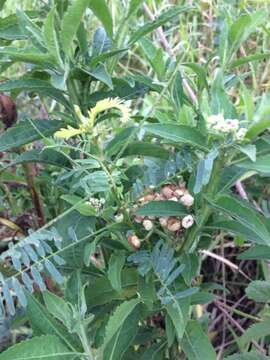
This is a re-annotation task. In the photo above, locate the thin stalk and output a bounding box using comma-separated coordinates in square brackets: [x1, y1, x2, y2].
[79, 323, 94, 360]
[180, 157, 223, 253]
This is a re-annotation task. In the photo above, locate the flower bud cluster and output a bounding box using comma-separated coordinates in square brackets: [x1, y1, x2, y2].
[86, 197, 105, 211]
[206, 114, 247, 142]
[134, 183, 195, 233]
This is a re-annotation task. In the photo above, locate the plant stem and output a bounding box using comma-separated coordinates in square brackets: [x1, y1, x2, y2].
[180, 157, 223, 253]
[79, 322, 94, 360]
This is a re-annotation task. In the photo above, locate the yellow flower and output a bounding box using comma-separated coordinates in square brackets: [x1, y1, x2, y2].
[55, 98, 130, 140]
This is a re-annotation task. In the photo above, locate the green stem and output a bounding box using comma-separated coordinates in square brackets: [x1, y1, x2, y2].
[79, 322, 94, 360]
[180, 157, 224, 253]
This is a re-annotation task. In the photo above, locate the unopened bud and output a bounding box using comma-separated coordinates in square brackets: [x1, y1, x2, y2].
[180, 194, 194, 207]
[167, 218, 181, 232]
[182, 215, 194, 229]
[115, 214, 124, 223]
[161, 186, 174, 199]
[134, 215, 144, 223]
[159, 217, 168, 227]
[143, 219, 153, 231]
[128, 235, 141, 249]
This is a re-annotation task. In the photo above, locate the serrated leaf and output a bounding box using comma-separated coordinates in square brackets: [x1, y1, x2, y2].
[166, 298, 190, 340]
[0, 335, 73, 360]
[103, 298, 140, 347]
[43, 291, 73, 330]
[144, 124, 207, 150]
[60, 0, 89, 56]
[108, 252, 126, 293]
[103, 305, 140, 360]
[129, 5, 192, 44]
[0, 119, 65, 152]
[26, 292, 81, 352]
[181, 321, 216, 360]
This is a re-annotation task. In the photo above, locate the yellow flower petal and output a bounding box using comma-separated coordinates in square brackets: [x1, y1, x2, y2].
[54, 125, 83, 139]
[87, 97, 130, 128]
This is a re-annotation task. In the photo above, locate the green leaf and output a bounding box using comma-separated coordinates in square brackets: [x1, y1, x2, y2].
[43, 291, 73, 330]
[144, 124, 207, 150]
[245, 280, 270, 302]
[108, 252, 126, 293]
[89, 0, 113, 38]
[129, 5, 192, 45]
[136, 200, 187, 217]
[246, 119, 270, 139]
[26, 293, 81, 352]
[194, 148, 219, 194]
[61, 194, 97, 216]
[44, 7, 63, 68]
[225, 353, 268, 360]
[230, 53, 270, 69]
[86, 268, 138, 309]
[127, 0, 143, 18]
[181, 321, 216, 360]
[227, 11, 266, 63]
[0, 47, 54, 65]
[211, 68, 237, 118]
[235, 144, 256, 162]
[166, 298, 190, 340]
[0, 79, 71, 109]
[16, 9, 45, 51]
[210, 194, 270, 245]
[239, 319, 270, 348]
[0, 335, 73, 360]
[139, 340, 167, 360]
[237, 154, 270, 174]
[0, 119, 65, 152]
[238, 245, 270, 260]
[103, 298, 140, 348]
[122, 142, 170, 159]
[60, 0, 89, 56]
[209, 220, 263, 245]
[0, 0, 7, 10]
[103, 305, 140, 360]
[13, 149, 71, 168]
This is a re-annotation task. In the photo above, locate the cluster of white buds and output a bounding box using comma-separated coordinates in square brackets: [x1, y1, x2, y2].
[206, 114, 247, 142]
[134, 183, 195, 233]
[86, 197, 105, 211]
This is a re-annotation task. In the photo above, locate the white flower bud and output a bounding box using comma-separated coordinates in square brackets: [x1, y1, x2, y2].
[174, 189, 185, 198]
[225, 119, 239, 131]
[143, 219, 154, 231]
[167, 218, 181, 232]
[170, 196, 178, 202]
[207, 114, 224, 126]
[182, 215, 194, 229]
[159, 217, 168, 227]
[161, 186, 174, 199]
[180, 194, 194, 207]
[128, 235, 141, 249]
[115, 214, 124, 223]
[235, 128, 247, 141]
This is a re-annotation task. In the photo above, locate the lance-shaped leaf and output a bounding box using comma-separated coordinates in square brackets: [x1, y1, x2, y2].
[137, 200, 188, 217]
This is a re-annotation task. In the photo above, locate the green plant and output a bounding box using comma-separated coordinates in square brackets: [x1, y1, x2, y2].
[1, 1, 270, 359]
